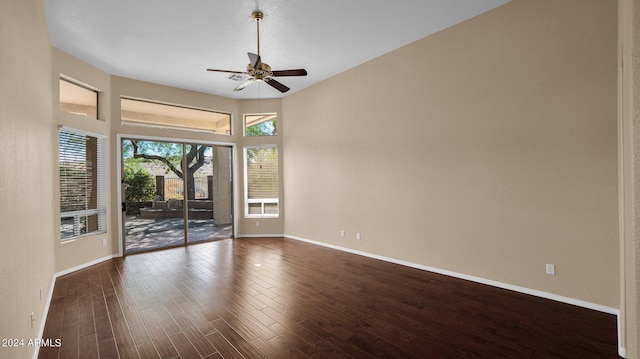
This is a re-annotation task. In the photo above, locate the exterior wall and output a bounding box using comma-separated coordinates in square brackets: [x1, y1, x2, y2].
[283, 0, 619, 309]
[0, 0, 56, 358]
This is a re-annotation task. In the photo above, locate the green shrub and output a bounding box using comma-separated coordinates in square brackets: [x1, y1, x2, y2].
[124, 166, 155, 202]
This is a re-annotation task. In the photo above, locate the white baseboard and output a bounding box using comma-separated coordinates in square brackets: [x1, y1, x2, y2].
[35, 238, 628, 358]
[619, 345, 626, 358]
[237, 234, 285, 238]
[617, 311, 627, 358]
[32, 274, 56, 359]
[55, 255, 115, 278]
[285, 234, 617, 313]
[33, 255, 115, 359]
[285, 234, 625, 355]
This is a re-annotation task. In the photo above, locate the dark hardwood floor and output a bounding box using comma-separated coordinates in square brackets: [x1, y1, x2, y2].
[39, 237, 620, 358]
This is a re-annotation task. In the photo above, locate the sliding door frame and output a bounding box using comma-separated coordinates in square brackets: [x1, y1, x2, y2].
[116, 133, 238, 257]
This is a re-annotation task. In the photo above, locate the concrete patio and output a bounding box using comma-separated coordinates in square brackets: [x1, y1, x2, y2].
[125, 215, 232, 253]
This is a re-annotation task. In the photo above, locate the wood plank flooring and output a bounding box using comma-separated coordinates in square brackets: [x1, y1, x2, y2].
[39, 237, 620, 358]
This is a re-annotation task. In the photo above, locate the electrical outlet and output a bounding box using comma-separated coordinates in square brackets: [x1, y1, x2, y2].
[256, 221, 260, 227]
[102, 238, 107, 246]
[356, 232, 362, 240]
[545, 263, 556, 275]
[340, 230, 345, 237]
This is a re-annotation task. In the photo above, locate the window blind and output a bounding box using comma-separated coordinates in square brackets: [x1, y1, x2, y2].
[59, 128, 106, 239]
[245, 146, 279, 216]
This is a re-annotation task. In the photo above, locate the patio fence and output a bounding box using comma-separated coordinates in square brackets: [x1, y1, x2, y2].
[160, 176, 210, 200]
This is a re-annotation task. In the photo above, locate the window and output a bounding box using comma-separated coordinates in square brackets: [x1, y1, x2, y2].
[244, 146, 279, 217]
[59, 78, 98, 119]
[121, 98, 231, 135]
[244, 113, 277, 136]
[59, 128, 106, 240]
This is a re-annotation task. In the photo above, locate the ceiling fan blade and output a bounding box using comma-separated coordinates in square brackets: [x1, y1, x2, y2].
[265, 78, 290, 93]
[207, 69, 247, 75]
[233, 78, 256, 91]
[271, 69, 307, 77]
[248, 52, 261, 69]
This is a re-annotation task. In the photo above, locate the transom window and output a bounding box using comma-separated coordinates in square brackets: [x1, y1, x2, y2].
[59, 78, 98, 119]
[121, 98, 231, 135]
[244, 113, 277, 136]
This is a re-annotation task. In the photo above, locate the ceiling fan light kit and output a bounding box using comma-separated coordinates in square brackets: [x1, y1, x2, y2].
[206, 10, 307, 93]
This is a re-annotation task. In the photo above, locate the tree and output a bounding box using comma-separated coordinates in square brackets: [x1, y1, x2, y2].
[123, 165, 155, 202]
[246, 117, 277, 136]
[123, 140, 209, 200]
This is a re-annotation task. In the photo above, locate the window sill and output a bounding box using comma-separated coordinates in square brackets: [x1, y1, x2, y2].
[61, 230, 107, 244]
[245, 215, 279, 219]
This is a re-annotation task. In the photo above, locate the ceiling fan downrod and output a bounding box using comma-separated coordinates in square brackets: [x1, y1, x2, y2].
[252, 11, 263, 56]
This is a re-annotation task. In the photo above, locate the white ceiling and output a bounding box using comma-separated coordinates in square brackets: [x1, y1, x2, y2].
[43, 0, 509, 100]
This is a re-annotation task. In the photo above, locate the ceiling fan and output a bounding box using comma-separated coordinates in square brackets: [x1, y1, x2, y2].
[206, 11, 307, 93]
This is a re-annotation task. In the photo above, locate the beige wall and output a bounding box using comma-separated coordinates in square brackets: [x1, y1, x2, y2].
[110, 79, 285, 241]
[51, 50, 286, 265]
[4, 0, 636, 356]
[111, 76, 238, 251]
[237, 99, 284, 236]
[632, 0, 640, 351]
[283, 0, 619, 309]
[53, 48, 113, 272]
[620, 0, 640, 356]
[0, 0, 56, 358]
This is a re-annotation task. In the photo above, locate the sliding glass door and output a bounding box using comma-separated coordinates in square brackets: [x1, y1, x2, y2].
[122, 138, 233, 254]
[187, 145, 233, 244]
